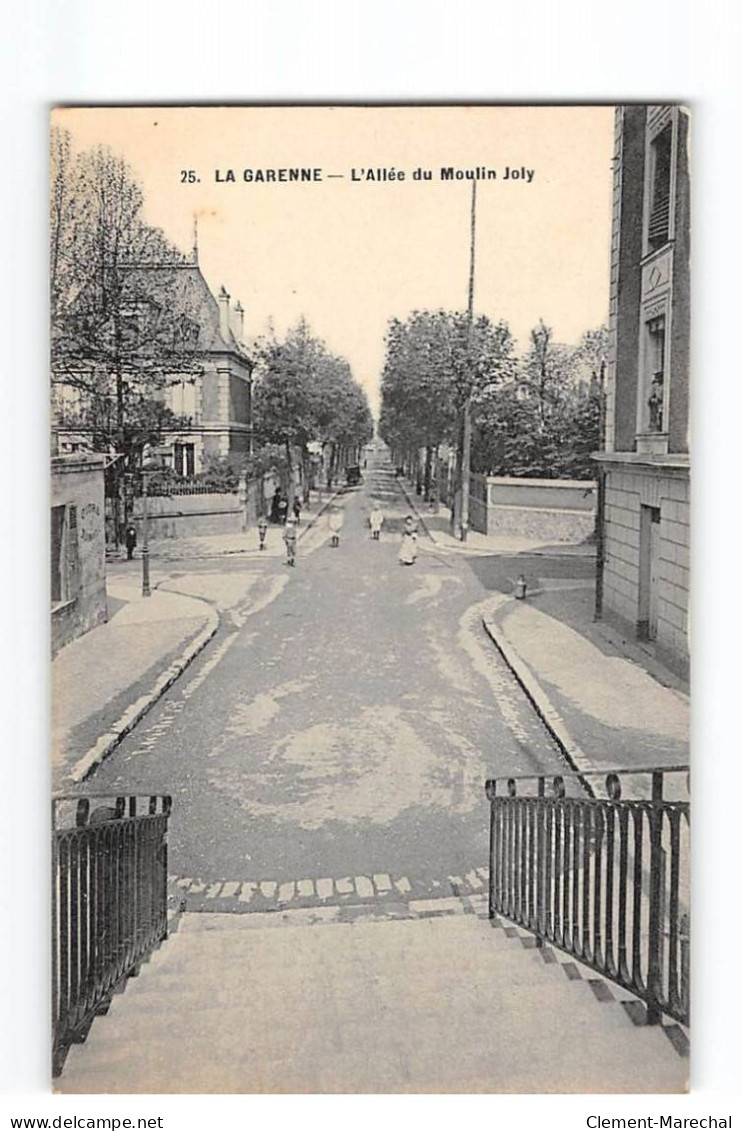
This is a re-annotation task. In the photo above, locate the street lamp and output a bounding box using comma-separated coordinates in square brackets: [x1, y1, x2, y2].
[139, 459, 160, 598]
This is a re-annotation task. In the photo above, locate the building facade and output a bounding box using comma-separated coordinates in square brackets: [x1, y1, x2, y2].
[54, 259, 253, 475]
[596, 105, 690, 676]
[156, 271, 253, 473]
[51, 454, 108, 655]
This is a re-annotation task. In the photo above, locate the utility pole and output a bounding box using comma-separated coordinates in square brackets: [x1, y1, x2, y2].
[460, 178, 477, 542]
[594, 357, 607, 620]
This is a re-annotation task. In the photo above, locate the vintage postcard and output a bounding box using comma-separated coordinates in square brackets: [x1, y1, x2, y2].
[50, 105, 690, 1093]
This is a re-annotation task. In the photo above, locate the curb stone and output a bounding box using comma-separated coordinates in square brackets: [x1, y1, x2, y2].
[481, 602, 601, 784]
[68, 599, 220, 784]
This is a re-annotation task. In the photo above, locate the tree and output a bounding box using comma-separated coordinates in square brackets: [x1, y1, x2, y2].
[378, 308, 515, 499]
[379, 312, 456, 478]
[470, 321, 608, 479]
[252, 320, 319, 504]
[251, 318, 372, 502]
[50, 128, 202, 538]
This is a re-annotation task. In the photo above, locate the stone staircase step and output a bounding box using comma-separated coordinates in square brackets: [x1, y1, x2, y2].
[143, 926, 537, 964]
[57, 910, 687, 1095]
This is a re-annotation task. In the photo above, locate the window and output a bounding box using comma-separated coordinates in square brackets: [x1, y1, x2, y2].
[175, 315, 199, 350]
[51, 506, 65, 604]
[120, 300, 162, 347]
[638, 506, 661, 641]
[170, 378, 197, 419]
[647, 126, 672, 253]
[174, 442, 195, 477]
[646, 316, 666, 432]
[51, 504, 80, 607]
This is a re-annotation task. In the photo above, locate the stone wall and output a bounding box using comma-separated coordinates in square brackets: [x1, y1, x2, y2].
[130, 492, 243, 539]
[51, 455, 108, 655]
[486, 506, 595, 543]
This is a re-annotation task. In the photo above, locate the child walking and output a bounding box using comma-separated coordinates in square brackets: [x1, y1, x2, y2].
[369, 502, 384, 541]
[283, 515, 298, 566]
[398, 515, 418, 565]
[328, 510, 343, 547]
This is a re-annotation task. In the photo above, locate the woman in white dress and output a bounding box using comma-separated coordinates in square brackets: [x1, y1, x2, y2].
[398, 515, 418, 565]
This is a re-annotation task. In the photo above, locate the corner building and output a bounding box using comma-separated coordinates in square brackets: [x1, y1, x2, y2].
[596, 105, 690, 677]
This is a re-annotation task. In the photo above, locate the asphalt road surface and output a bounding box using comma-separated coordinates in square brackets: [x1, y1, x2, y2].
[86, 454, 569, 893]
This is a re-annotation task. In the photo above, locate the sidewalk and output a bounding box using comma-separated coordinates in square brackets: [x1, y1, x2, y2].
[483, 582, 689, 784]
[52, 575, 218, 789]
[108, 487, 343, 562]
[397, 477, 596, 558]
[399, 476, 687, 782]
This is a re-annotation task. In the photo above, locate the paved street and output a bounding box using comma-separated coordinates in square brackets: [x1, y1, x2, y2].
[84, 453, 568, 899]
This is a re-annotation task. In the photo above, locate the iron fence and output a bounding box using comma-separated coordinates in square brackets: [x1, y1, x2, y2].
[133, 479, 239, 497]
[485, 766, 689, 1026]
[52, 794, 172, 1076]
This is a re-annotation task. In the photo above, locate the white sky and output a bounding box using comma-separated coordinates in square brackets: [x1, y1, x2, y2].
[55, 106, 615, 415]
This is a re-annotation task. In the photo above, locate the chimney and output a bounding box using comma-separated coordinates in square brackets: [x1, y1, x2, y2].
[233, 301, 245, 342]
[218, 286, 230, 340]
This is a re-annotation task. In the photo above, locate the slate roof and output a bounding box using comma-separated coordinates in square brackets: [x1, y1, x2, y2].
[123, 263, 251, 362]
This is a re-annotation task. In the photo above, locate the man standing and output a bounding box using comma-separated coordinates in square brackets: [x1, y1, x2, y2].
[125, 523, 137, 560]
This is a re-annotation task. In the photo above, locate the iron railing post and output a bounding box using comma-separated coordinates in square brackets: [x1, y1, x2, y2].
[486, 780, 496, 920]
[535, 777, 545, 946]
[646, 770, 665, 1025]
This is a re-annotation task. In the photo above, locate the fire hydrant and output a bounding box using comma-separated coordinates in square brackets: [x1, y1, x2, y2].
[515, 574, 528, 600]
[257, 516, 268, 551]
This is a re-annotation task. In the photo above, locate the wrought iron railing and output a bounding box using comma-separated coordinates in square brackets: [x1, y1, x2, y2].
[485, 766, 689, 1026]
[142, 480, 239, 497]
[52, 793, 172, 1076]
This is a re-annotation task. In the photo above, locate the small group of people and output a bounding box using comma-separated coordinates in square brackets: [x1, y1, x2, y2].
[264, 488, 303, 566]
[270, 489, 302, 526]
[367, 501, 418, 565]
[278, 496, 419, 567]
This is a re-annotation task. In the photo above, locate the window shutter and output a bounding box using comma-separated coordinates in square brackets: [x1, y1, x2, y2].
[648, 127, 672, 252]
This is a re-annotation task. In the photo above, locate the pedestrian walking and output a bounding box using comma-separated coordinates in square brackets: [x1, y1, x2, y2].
[369, 502, 384, 541]
[257, 514, 268, 550]
[398, 515, 418, 565]
[283, 516, 298, 566]
[328, 510, 343, 547]
[292, 497, 302, 523]
[124, 523, 137, 560]
[277, 494, 289, 525]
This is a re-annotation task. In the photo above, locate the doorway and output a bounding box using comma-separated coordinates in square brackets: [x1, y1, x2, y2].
[638, 504, 661, 641]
